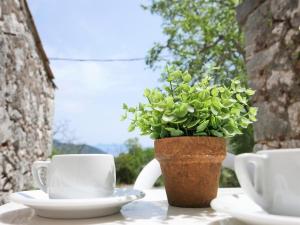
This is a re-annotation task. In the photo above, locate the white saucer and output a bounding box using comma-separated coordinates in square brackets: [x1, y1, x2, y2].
[211, 193, 300, 225]
[10, 188, 145, 219]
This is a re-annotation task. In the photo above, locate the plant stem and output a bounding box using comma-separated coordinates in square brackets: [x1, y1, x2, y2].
[146, 96, 152, 104]
[169, 81, 175, 99]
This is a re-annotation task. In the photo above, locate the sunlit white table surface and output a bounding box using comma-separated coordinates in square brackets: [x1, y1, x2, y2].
[0, 188, 245, 225]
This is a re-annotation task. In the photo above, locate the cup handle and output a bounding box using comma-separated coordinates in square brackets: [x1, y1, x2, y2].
[235, 153, 267, 208]
[32, 161, 50, 193]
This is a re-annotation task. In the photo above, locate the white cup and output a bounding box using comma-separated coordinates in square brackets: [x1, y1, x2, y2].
[32, 154, 116, 199]
[235, 149, 300, 216]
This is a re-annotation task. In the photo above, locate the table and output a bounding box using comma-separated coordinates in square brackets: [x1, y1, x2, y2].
[0, 188, 245, 225]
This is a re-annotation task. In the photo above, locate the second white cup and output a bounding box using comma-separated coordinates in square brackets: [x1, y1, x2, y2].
[235, 149, 300, 216]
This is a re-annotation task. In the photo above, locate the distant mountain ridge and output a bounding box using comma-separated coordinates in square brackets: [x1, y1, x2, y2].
[53, 139, 106, 154]
[95, 143, 127, 156]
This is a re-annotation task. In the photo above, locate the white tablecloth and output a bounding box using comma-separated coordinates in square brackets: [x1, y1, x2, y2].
[0, 188, 245, 225]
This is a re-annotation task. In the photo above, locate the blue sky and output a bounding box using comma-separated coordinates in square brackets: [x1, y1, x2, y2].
[28, 0, 165, 147]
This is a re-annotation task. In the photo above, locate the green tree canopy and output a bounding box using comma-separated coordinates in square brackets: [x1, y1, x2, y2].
[115, 138, 156, 184]
[143, 0, 245, 84]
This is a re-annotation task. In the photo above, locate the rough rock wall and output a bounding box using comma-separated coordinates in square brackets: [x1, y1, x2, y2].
[237, 0, 300, 151]
[0, 0, 55, 203]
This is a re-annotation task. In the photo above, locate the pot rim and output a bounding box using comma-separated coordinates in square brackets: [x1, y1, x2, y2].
[154, 136, 225, 142]
[154, 135, 226, 160]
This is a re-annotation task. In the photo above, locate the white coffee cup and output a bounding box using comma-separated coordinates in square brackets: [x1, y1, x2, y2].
[235, 149, 300, 216]
[32, 154, 116, 199]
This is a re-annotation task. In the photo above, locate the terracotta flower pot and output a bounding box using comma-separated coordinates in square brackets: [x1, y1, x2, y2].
[155, 136, 226, 208]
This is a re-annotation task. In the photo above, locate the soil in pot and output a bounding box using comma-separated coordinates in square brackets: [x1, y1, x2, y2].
[155, 136, 226, 208]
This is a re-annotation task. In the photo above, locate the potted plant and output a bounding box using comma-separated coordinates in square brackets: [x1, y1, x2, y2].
[122, 67, 257, 207]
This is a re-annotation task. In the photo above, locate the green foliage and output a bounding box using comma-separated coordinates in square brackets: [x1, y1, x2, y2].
[220, 168, 240, 187]
[229, 125, 255, 155]
[50, 147, 59, 158]
[122, 67, 257, 139]
[219, 125, 255, 187]
[142, 0, 245, 84]
[115, 138, 163, 186]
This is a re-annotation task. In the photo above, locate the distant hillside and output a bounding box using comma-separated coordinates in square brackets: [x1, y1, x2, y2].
[95, 143, 127, 156]
[53, 140, 106, 154]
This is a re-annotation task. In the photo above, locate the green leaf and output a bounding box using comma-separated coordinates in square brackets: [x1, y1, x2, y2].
[128, 107, 136, 113]
[165, 127, 184, 136]
[211, 116, 218, 129]
[249, 115, 257, 122]
[150, 132, 160, 139]
[120, 114, 127, 121]
[172, 118, 188, 124]
[233, 79, 241, 85]
[175, 103, 188, 117]
[221, 127, 232, 137]
[211, 106, 219, 115]
[237, 87, 246, 93]
[239, 117, 252, 128]
[160, 129, 168, 138]
[154, 107, 164, 112]
[211, 88, 219, 97]
[211, 130, 224, 137]
[249, 107, 257, 115]
[194, 132, 207, 136]
[236, 94, 247, 105]
[231, 107, 240, 115]
[212, 97, 223, 109]
[219, 87, 225, 93]
[165, 96, 174, 107]
[186, 119, 201, 128]
[196, 120, 209, 132]
[241, 118, 251, 124]
[138, 103, 144, 111]
[128, 123, 135, 132]
[183, 73, 192, 82]
[223, 99, 235, 107]
[246, 89, 255, 95]
[162, 115, 175, 122]
[144, 89, 151, 97]
[187, 105, 195, 113]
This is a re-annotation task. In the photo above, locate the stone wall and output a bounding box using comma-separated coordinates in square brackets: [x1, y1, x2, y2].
[237, 0, 300, 151]
[0, 0, 55, 203]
